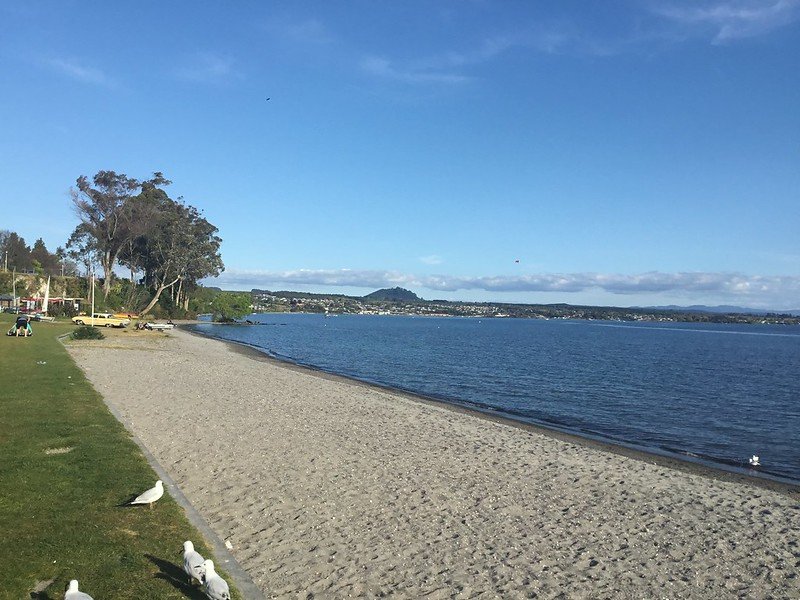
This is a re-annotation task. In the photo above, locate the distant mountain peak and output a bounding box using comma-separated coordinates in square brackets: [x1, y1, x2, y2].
[363, 287, 422, 302]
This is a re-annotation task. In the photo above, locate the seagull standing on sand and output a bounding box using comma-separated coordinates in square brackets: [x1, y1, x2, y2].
[129, 480, 164, 508]
[182, 540, 206, 585]
[65, 580, 94, 600]
[202, 559, 231, 600]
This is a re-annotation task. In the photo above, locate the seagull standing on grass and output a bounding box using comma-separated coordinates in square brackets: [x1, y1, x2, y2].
[65, 579, 94, 600]
[202, 559, 231, 600]
[129, 480, 164, 508]
[182, 540, 206, 585]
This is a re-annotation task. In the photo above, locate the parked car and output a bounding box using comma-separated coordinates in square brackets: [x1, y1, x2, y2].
[72, 312, 131, 328]
[2, 307, 20, 314]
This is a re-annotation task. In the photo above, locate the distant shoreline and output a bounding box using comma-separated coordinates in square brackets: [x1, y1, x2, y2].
[249, 288, 800, 325]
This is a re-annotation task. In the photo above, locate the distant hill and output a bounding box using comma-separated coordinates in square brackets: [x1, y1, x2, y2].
[363, 287, 422, 302]
[643, 305, 800, 317]
[252, 289, 355, 300]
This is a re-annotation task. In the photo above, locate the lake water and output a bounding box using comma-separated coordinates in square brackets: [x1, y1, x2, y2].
[190, 314, 800, 484]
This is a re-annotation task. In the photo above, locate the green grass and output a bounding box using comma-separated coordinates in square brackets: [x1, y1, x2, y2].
[0, 315, 242, 600]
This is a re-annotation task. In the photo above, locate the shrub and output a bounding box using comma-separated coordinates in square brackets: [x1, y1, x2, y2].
[71, 326, 105, 340]
[51, 303, 77, 318]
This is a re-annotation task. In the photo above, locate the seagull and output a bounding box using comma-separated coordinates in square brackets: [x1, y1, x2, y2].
[129, 480, 164, 508]
[749, 455, 760, 466]
[202, 559, 231, 600]
[65, 580, 94, 600]
[182, 540, 206, 585]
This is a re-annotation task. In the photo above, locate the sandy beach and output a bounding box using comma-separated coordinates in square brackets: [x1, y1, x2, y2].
[65, 327, 799, 599]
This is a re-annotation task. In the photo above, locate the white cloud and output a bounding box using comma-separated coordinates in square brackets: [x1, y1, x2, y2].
[419, 255, 444, 265]
[360, 56, 472, 85]
[286, 19, 333, 45]
[46, 58, 112, 86]
[262, 16, 335, 46]
[653, 0, 800, 43]
[207, 268, 800, 307]
[360, 25, 577, 86]
[175, 52, 239, 84]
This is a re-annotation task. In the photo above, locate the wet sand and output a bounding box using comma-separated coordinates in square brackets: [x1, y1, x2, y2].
[66, 328, 800, 599]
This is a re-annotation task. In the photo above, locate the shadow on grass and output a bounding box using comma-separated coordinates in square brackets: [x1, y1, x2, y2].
[145, 554, 207, 599]
[29, 577, 56, 599]
[115, 495, 139, 507]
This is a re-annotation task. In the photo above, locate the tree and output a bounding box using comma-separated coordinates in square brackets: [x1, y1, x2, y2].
[0, 232, 32, 272]
[209, 292, 252, 322]
[66, 223, 100, 277]
[55, 246, 79, 277]
[0, 230, 8, 270]
[30, 238, 60, 275]
[68, 171, 166, 299]
[131, 188, 223, 315]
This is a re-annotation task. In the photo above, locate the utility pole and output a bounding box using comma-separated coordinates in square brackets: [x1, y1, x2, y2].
[90, 270, 95, 326]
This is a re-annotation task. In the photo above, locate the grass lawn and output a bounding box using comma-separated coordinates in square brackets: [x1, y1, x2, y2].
[0, 315, 242, 599]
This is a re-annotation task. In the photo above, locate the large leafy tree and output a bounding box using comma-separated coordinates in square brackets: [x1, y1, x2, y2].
[68, 171, 167, 299]
[128, 185, 223, 315]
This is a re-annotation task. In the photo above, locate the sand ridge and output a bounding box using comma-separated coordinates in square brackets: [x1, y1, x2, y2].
[66, 328, 800, 599]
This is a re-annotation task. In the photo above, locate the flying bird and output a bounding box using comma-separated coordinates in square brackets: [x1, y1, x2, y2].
[514, 259, 520, 263]
[202, 560, 231, 600]
[749, 455, 760, 466]
[182, 540, 206, 586]
[65, 580, 94, 600]
[129, 480, 164, 508]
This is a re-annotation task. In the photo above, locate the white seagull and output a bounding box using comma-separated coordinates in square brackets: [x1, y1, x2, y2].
[202, 559, 231, 600]
[749, 455, 760, 466]
[182, 540, 206, 585]
[129, 480, 164, 508]
[65, 579, 94, 600]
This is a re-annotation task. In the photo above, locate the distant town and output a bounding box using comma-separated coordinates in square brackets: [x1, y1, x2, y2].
[250, 287, 800, 325]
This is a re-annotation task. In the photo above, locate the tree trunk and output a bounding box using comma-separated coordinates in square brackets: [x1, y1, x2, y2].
[139, 276, 181, 315]
[101, 247, 124, 299]
[102, 251, 113, 299]
[176, 278, 183, 309]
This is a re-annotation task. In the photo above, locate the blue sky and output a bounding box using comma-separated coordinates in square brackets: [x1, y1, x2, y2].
[1, 1, 798, 309]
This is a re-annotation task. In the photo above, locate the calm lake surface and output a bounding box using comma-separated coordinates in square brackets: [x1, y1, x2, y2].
[191, 314, 800, 484]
